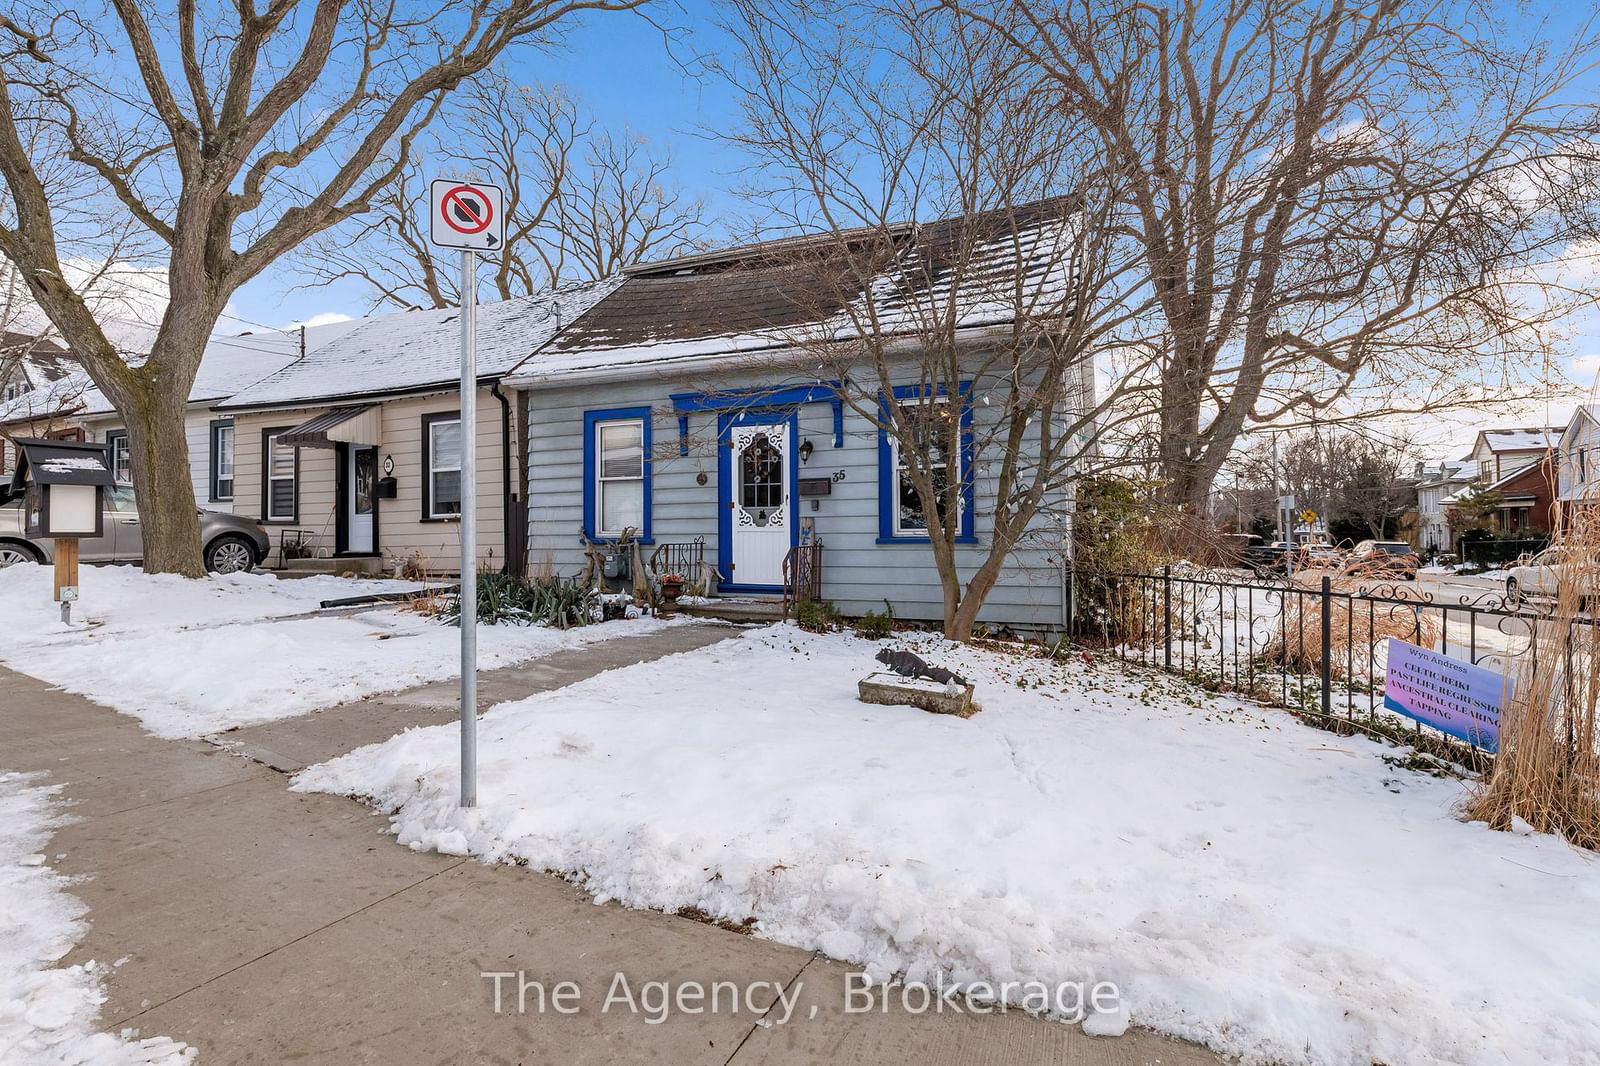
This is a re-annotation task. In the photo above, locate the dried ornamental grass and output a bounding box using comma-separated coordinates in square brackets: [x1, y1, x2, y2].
[1262, 576, 1440, 679]
[1464, 504, 1600, 850]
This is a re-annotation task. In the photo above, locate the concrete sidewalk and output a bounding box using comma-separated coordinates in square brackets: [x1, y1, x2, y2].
[1, 638, 1225, 1065]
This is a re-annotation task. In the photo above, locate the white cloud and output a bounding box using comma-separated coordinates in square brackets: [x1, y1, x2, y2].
[285, 311, 355, 330]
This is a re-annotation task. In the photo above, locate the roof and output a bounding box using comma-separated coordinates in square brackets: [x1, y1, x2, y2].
[1476, 427, 1559, 453]
[0, 318, 354, 427]
[511, 198, 1078, 383]
[8, 438, 114, 488]
[1, 332, 74, 386]
[217, 280, 621, 410]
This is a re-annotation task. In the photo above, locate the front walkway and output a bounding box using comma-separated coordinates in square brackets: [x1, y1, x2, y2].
[1, 626, 1222, 1065]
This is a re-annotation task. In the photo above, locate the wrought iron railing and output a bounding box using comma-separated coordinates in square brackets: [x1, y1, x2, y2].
[1066, 564, 1593, 771]
[783, 541, 824, 618]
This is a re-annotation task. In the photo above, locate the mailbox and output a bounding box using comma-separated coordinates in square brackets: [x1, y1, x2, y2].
[10, 439, 115, 538]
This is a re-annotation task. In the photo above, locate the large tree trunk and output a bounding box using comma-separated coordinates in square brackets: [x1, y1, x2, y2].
[122, 380, 204, 577]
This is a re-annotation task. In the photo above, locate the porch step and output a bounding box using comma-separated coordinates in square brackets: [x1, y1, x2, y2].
[274, 556, 387, 578]
[680, 597, 786, 624]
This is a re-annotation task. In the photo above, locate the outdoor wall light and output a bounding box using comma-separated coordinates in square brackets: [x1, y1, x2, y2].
[799, 439, 814, 464]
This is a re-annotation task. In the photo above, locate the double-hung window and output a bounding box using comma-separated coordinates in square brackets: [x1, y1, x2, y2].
[105, 430, 131, 484]
[583, 408, 651, 541]
[264, 430, 297, 521]
[424, 414, 462, 519]
[210, 421, 235, 501]
[878, 384, 975, 543]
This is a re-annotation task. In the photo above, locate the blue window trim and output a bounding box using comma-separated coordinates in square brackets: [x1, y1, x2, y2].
[716, 408, 800, 593]
[670, 383, 844, 456]
[877, 381, 977, 545]
[582, 406, 653, 545]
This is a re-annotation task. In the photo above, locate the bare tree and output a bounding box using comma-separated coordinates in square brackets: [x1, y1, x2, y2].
[0, 0, 650, 575]
[716, 0, 1162, 639]
[1228, 426, 1418, 541]
[302, 69, 703, 311]
[954, 0, 1600, 511]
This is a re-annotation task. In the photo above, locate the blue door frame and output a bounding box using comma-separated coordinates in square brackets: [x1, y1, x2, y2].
[717, 408, 800, 594]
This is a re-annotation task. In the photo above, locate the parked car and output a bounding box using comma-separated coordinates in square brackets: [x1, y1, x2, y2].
[1504, 547, 1594, 608]
[1296, 541, 1344, 572]
[0, 485, 269, 574]
[1240, 539, 1294, 577]
[1343, 540, 1421, 581]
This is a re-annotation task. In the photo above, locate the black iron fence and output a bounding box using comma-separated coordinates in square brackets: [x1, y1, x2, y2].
[1066, 565, 1583, 770]
[1459, 536, 1547, 568]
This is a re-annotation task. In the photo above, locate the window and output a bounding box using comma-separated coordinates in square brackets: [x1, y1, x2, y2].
[263, 430, 298, 522]
[210, 421, 234, 500]
[877, 384, 975, 544]
[105, 430, 131, 484]
[422, 413, 462, 519]
[583, 408, 652, 541]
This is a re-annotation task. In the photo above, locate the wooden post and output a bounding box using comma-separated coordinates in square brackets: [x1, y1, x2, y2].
[53, 537, 78, 601]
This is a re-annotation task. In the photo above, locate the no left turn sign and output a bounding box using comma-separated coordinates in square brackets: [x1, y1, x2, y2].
[429, 178, 505, 252]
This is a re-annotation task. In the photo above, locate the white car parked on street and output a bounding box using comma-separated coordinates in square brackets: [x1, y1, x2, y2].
[1504, 547, 1593, 608]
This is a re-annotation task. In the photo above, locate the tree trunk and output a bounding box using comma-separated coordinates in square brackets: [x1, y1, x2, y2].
[123, 380, 205, 577]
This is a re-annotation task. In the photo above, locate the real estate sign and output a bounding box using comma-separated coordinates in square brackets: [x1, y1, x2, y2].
[1382, 637, 1511, 752]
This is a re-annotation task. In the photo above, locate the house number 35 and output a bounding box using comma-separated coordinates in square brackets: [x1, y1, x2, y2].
[831, 470, 846, 482]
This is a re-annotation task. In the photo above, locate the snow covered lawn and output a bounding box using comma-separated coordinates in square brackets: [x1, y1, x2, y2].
[0, 566, 696, 738]
[0, 772, 191, 1064]
[297, 625, 1600, 1066]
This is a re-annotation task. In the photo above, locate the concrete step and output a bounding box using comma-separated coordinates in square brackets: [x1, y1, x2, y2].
[274, 555, 386, 577]
[681, 597, 787, 623]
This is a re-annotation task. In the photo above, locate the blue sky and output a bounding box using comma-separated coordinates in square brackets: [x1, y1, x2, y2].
[217, 2, 1600, 458]
[227, 5, 745, 333]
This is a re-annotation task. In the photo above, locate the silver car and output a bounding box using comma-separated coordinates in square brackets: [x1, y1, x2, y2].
[0, 485, 270, 574]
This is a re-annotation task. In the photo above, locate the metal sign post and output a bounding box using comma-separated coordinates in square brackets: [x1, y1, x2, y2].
[428, 178, 504, 809]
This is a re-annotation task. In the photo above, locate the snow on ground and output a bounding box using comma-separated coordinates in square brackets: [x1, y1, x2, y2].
[297, 625, 1600, 1066]
[0, 566, 696, 738]
[0, 772, 192, 1064]
[0, 563, 432, 646]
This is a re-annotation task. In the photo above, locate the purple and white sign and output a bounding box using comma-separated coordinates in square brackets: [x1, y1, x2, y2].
[1382, 638, 1511, 752]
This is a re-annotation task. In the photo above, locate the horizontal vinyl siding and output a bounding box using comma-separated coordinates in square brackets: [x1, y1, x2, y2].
[85, 409, 229, 513]
[524, 367, 1068, 630]
[232, 388, 507, 574]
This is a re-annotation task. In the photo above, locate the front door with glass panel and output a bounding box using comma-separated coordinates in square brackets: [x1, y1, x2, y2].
[724, 416, 791, 588]
[347, 445, 377, 553]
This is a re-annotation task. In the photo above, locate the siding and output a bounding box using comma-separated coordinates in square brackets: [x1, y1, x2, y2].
[231, 388, 508, 573]
[523, 369, 1070, 630]
[84, 408, 232, 513]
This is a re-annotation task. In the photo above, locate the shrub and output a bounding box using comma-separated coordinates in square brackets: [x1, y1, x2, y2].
[443, 570, 599, 629]
[794, 598, 838, 633]
[853, 602, 894, 641]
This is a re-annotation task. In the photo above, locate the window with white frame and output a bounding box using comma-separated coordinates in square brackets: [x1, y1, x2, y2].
[890, 397, 960, 536]
[106, 430, 131, 484]
[595, 418, 645, 536]
[211, 422, 234, 500]
[265, 432, 296, 521]
[426, 416, 462, 518]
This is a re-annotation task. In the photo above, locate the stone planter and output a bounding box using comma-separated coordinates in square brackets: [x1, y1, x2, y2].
[857, 671, 979, 717]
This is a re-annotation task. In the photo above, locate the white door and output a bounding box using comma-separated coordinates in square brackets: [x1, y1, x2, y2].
[727, 422, 791, 587]
[347, 446, 377, 553]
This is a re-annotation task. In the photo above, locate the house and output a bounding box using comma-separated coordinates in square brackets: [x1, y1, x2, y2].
[1556, 404, 1600, 512]
[213, 282, 619, 573]
[1468, 427, 1559, 482]
[1414, 460, 1476, 552]
[0, 331, 75, 403]
[505, 205, 1083, 630]
[0, 319, 355, 513]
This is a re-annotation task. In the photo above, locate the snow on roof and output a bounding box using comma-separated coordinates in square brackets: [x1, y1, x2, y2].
[1478, 427, 1558, 452]
[510, 199, 1077, 384]
[0, 318, 351, 426]
[217, 280, 621, 410]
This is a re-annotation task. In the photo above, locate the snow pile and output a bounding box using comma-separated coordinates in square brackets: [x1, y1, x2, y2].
[0, 564, 431, 647]
[297, 626, 1600, 1066]
[0, 772, 192, 1065]
[0, 565, 695, 737]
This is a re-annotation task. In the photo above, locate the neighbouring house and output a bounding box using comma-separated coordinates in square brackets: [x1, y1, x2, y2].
[1468, 426, 1559, 482]
[1476, 456, 1558, 536]
[1556, 405, 1600, 514]
[1414, 460, 1476, 553]
[505, 206, 1084, 631]
[0, 331, 75, 404]
[213, 282, 619, 574]
[0, 320, 356, 513]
